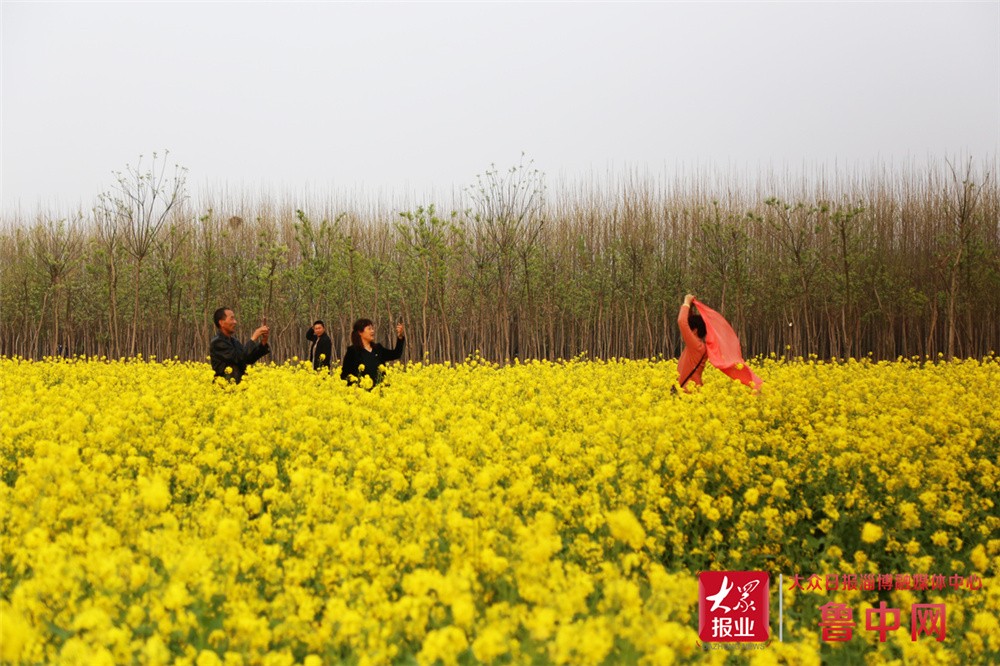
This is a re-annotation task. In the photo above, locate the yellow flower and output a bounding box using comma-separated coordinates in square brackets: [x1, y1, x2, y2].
[861, 522, 883, 543]
[417, 627, 468, 666]
[0, 603, 36, 663]
[138, 475, 171, 512]
[931, 531, 949, 547]
[606, 508, 646, 550]
[451, 594, 475, 629]
[471, 625, 509, 662]
[196, 650, 223, 666]
[970, 544, 989, 571]
[898, 501, 921, 529]
[2, 355, 999, 664]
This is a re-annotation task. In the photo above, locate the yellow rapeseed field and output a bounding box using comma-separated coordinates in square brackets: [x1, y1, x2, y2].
[1, 355, 998, 665]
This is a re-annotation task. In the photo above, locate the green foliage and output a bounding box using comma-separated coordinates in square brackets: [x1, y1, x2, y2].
[1, 159, 998, 363]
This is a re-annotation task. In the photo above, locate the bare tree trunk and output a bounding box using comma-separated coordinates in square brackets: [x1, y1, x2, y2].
[130, 259, 142, 356]
[108, 259, 121, 357]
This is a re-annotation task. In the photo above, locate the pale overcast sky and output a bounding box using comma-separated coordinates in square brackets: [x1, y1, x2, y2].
[2, 1, 998, 217]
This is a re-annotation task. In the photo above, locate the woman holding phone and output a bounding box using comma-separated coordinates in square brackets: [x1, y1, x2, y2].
[340, 318, 405, 388]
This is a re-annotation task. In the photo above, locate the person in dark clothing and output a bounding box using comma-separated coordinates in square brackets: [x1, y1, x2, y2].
[340, 318, 405, 387]
[305, 320, 333, 371]
[209, 307, 270, 383]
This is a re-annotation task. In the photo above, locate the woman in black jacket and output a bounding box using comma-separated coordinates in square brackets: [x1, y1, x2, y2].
[306, 320, 333, 371]
[340, 318, 405, 387]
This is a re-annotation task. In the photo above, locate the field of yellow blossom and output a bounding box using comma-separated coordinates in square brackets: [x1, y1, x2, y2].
[1, 355, 998, 665]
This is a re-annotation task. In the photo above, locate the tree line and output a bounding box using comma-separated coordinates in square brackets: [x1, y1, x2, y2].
[2, 155, 998, 365]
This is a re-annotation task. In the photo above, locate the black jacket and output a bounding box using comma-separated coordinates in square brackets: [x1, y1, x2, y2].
[340, 337, 405, 387]
[305, 329, 333, 371]
[210, 333, 270, 383]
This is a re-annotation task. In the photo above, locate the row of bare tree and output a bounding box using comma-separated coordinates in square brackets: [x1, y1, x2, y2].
[2, 156, 997, 364]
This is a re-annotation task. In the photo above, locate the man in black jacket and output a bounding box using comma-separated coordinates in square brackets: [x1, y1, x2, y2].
[306, 320, 333, 371]
[209, 307, 270, 383]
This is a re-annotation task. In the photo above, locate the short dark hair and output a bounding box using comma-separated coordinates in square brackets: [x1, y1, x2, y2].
[350, 318, 373, 348]
[689, 312, 707, 340]
[213, 307, 231, 329]
[313, 320, 325, 327]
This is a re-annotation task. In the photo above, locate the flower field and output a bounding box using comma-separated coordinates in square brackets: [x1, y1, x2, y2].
[1, 355, 998, 665]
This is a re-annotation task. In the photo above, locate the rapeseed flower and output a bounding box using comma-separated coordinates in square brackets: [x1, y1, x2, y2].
[607, 508, 647, 550]
[861, 523, 883, 543]
[1, 355, 998, 664]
